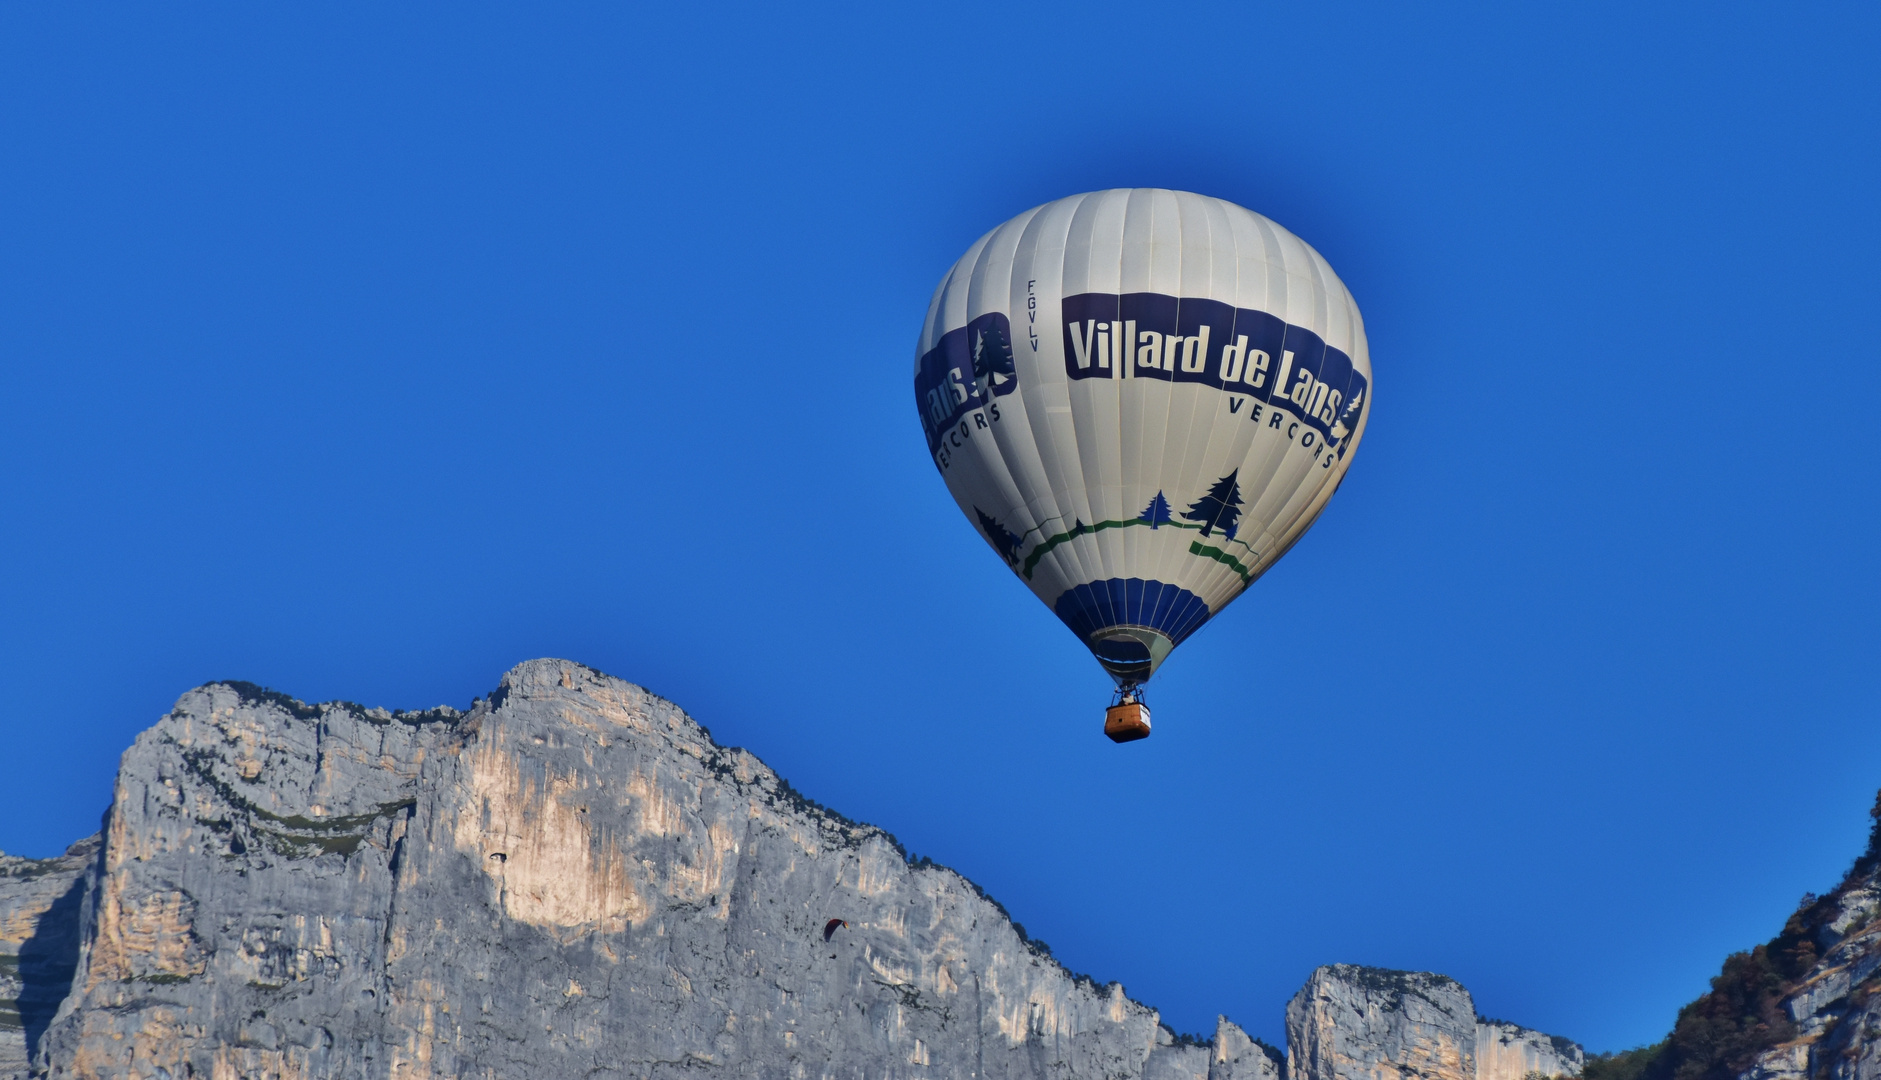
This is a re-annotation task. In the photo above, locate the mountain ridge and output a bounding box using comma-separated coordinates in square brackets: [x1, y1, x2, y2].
[1, 658, 1586, 1079]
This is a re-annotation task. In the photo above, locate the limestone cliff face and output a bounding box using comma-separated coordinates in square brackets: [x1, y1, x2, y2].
[9, 659, 1587, 1080]
[1741, 876, 1881, 1080]
[1284, 966, 1581, 1080]
[0, 839, 97, 1078]
[1474, 1020, 1582, 1080]
[1287, 967, 1478, 1080]
[27, 660, 1285, 1079]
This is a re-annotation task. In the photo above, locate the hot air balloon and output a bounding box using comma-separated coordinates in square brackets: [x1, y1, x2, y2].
[913, 189, 1371, 741]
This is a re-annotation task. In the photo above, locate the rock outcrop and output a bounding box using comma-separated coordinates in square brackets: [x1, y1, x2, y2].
[1739, 878, 1881, 1080]
[8, 659, 1579, 1080]
[1475, 1019, 1582, 1080]
[1285, 966, 1581, 1080]
[1586, 793, 1881, 1080]
[1288, 966, 1477, 1080]
[0, 839, 96, 1078]
[27, 661, 1281, 1079]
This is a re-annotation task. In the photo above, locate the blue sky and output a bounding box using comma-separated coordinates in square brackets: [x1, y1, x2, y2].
[3, 0, 1877, 1055]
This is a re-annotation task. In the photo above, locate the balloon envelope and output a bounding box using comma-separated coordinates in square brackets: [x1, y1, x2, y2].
[914, 189, 1371, 686]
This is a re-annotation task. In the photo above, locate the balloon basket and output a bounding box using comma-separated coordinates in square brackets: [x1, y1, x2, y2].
[1103, 690, 1151, 744]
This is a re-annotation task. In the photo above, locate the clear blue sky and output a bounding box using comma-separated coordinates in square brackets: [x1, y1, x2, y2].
[2, 0, 1877, 1055]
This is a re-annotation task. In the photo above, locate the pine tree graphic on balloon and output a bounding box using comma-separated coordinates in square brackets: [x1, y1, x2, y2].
[974, 507, 1025, 564]
[1181, 470, 1244, 539]
[1137, 491, 1174, 528]
[971, 322, 1016, 393]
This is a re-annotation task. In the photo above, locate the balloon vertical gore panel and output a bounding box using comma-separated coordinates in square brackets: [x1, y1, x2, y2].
[913, 188, 1370, 693]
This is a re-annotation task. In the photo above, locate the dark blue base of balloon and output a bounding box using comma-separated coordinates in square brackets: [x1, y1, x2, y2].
[1053, 578, 1212, 659]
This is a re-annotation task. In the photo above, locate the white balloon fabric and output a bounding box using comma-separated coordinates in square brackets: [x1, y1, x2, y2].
[914, 189, 1371, 687]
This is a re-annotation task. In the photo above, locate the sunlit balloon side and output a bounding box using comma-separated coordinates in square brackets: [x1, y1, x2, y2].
[914, 189, 1371, 740]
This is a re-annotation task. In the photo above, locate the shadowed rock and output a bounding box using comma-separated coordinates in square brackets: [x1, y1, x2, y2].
[0, 837, 97, 1079]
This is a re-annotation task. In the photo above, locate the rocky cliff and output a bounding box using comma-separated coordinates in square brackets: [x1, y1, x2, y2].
[1285, 965, 1581, 1080]
[2, 659, 1583, 1080]
[1642, 821, 1881, 1080]
[1566, 791, 1881, 1080]
[0, 839, 97, 1078]
[1476, 1019, 1583, 1080]
[1740, 872, 1881, 1080]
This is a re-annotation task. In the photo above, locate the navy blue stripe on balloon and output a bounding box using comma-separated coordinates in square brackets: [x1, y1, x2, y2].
[1051, 579, 1213, 646]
